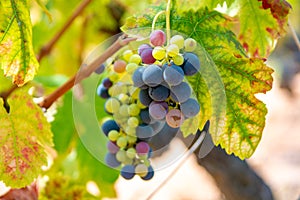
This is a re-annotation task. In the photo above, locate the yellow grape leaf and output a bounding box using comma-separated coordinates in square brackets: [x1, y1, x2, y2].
[0, 90, 53, 188]
[180, 116, 200, 138]
[0, 0, 39, 86]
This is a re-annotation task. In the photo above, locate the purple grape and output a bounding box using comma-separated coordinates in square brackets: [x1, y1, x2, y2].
[138, 44, 152, 55]
[102, 78, 113, 88]
[97, 84, 110, 99]
[149, 101, 168, 120]
[141, 48, 156, 64]
[136, 142, 150, 154]
[105, 153, 121, 168]
[107, 141, 119, 154]
[150, 30, 166, 46]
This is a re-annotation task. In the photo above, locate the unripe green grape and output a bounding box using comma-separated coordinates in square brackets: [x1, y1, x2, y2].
[119, 104, 129, 117]
[167, 44, 179, 57]
[118, 94, 129, 104]
[152, 46, 166, 60]
[126, 63, 139, 73]
[122, 156, 133, 165]
[184, 38, 197, 52]
[116, 150, 127, 162]
[125, 126, 136, 136]
[105, 98, 120, 113]
[128, 104, 140, 116]
[135, 163, 148, 177]
[126, 147, 136, 159]
[123, 50, 134, 62]
[108, 73, 119, 82]
[129, 87, 140, 100]
[127, 135, 137, 144]
[117, 136, 128, 148]
[129, 54, 142, 64]
[108, 130, 119, 141]
[128, 117, 139, 128]
[170, 35, 184, 49]
[173, 54, 184, 65]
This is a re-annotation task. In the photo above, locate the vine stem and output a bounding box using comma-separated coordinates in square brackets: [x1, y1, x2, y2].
[38, 35, 136, 109]
[145, 131, 207, 200]
[36, 0, 93, 62]
[288, 19, 300, 51]
[151, 11, 166, 32]
[165, 0, 171, 45]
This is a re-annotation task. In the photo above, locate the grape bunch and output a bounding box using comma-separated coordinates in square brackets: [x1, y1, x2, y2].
[96, 30, 201, 181]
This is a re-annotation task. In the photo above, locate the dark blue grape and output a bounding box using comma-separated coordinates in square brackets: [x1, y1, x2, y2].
[121, 165, 135, 180]
[101, 119, 119, 136]
[148, 85, 170, 101]
[142, 64, 163, 87]
[97, 84, 110, 99]
[105, 153, 121, 168]
[102, 78, 113, 88]
[163, 64, 184, 86]
[139, 89, 152, 106]
[132, 67, 147, 88]
[141, 166, 154, 180]
[180, 98, 200, 118]
[182, 53, 200, 76]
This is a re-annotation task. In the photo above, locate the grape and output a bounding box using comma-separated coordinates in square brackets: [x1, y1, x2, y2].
[105, 98, 120, 114]
[123, 50, 134, 61]
[163, 64, 184, 86]
[129, 54, 142, 65]
[180, 98, 200, 118]
[167, 44, 179, 57]
[113, 60, 127, 73]
[170, 35, 184, 49]
[97, 84, 110, 99]
[128, 117, 139, 128]
[128, 104, 140, 116]
[109, 84, 127, 97]
[138, 44, 152, 55]
[139, 109, 152, 124]
[119, 104, 129, 117]
[135, 163, 148, 177]
[107, 141, 119, 154]
[118, 94, 129, 104]
[105, 153, 121, 168]
[95, 64, 105, 74]
[121, 165, 135, 180]
[141, 48, 156, 64]
[166, 109, 185, 128]
[132, 67, 146, 88]
[101, 119, 120, 136]
[126, 63, 139, 73]
[150, 30, 166, 46]
[182, 53, 200, 76]
[173, 54, 184, 65]
[117, 136, 128, 148]
[126, 147, 136, 159]
[125, 126, 136, 136]
[148, 148, 153, 158]
[170, 82, 191, 103]
[108, 130, 119, 141]
[127, 135, 137, 144]
[149, 101, 168, 120]
[184, 38, 197, 52]
[142, 65, 163, 87]
[139, 89, 152, 106]
[148, 85, 170, 101]
[116, 150, 127, 162]
[152, 46, 166, 60]
[102, 78, 113, 88]
[136, 141, 150, 155]
[136, 124, 154, 139]
[141, 166, 154, 180]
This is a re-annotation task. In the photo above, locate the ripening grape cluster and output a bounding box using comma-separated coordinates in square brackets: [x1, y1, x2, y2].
[96, 30, 201, 180]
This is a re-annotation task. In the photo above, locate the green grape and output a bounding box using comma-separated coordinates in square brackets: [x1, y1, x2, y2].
[109, 84, 127, 97]
[170, 35, 184, 49]
[117, 136, 128, 148]
[116, 150, 127, 162]
[128, 104, 140, 116]
[108, 130, 119, 141]
[184, 38, 197, 52]
[119, 104, 129, 117]
[128, 117, 139, 128]
[118, 94, 129, 104]
[105, 98, 120, 113]
[125, 126, 136, 136]
[135, 163, 148, 177]
[127, 135, 137, 144]
[126, 147, 136, 159]
[123, 156, 133, 165]
[129, 54, 142, 64]
[123, 50, 134, 61]
[173, 54, 184, 65]
[108, 72, 119, 82]
[152, 46, 166, 60]
[167, 44, 179, 57]
[130, 87, 140, 100]
[126, 63, 139, 73]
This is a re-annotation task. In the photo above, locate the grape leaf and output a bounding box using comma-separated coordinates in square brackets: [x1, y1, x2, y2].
[0, 90, 53, 188]
[0, 0, 39, 86]
[174, 0, 235, 12]
[180, 116, 200, 138]
[121, 7, 273, 159]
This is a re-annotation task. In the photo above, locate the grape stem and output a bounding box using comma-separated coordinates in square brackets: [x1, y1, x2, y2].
[165, 0, 171, 45]
[38, 35, 137, 109]
[151, 11, 166, 32]
[145, 130, 207, 200]
[288, 19, 300, 51]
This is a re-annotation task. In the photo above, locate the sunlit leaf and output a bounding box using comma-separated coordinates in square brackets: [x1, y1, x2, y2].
[0, 0, 39, 86]
[180, 116, 200, 138]
[0, 90, 53, 188]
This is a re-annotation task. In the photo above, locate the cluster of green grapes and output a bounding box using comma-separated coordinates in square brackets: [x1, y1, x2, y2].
[96, 30, 201, 180]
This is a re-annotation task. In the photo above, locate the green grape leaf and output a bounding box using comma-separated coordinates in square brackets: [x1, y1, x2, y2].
[236, 0, 291, 57]
[122, 7, 273, 159]
[180, 116, 200, 138]
[0, 90, 53, 188]
[0, 0, 39, 86]
[174, 0, 235, 12]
